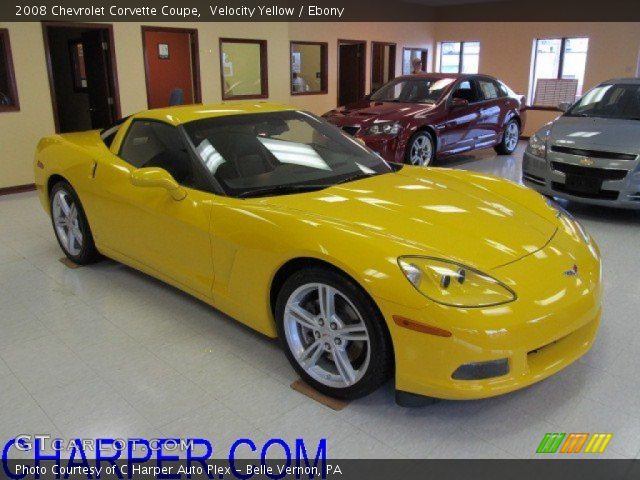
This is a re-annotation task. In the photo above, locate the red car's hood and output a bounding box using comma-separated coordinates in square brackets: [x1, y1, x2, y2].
[324, 101, 437, 125]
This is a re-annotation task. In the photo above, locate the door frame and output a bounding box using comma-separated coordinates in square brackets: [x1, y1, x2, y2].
[140, 26, 202, 109]
[337, 39, 367, 107]
[42, 21, 121, 133]
[370, 41, 397, 90]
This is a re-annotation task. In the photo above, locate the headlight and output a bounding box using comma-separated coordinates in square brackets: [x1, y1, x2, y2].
[398, 256, 516, 308]
[366, 121, 402, 136]
[527, 133, 547, 158]
[545, 197, 590, 244]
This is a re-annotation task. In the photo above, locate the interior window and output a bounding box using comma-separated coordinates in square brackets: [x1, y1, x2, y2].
[451, 80, 479, 103]
[119, 120, 197, 187]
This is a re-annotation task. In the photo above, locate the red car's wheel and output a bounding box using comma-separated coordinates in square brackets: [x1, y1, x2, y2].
[405, 131, 435, 167]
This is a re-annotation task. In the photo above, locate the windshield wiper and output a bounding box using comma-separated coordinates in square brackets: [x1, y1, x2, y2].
[238, 184, 328, 199]
[334, 172, 376, 185]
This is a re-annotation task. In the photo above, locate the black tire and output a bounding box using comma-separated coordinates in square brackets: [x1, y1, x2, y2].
[405, 130, 435, 167]
[494, 119, 520, 155]
[275, 267, 393, 400]
[49, 180, 101, 265]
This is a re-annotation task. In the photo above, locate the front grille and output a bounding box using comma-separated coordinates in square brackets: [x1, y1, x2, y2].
[341, 125, 360, 136]
[552, 182, 619, 200]
[523, 173, 545, 185]
[551, 162, 628, 181]
[551, 145, 637, 161]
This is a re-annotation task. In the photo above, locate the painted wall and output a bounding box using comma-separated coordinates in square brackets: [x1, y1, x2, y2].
[433, 22, 640, 136]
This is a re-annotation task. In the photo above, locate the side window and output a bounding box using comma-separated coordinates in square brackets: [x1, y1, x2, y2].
[451, 80, 480, 103]
[478, 78, 499, 100]
[120, 120, 197, 188]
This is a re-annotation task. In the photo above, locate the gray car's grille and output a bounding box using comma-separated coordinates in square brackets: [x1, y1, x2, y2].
[550, 145, 637, 161]
[341, 125, 360, 136]
[551, 162, 628, 181]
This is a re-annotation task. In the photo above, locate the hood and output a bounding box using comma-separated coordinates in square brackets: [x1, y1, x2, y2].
[550, 116, 640, 152]
[326, 101, 436, 124]
[260, 168, 557, 270]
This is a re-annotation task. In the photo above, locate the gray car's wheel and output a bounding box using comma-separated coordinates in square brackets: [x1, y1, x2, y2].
[405, 130, 435, 167]
[495, 119, 520, 155]
[50, 181, 100, 265]
[275, 267, 393, 400]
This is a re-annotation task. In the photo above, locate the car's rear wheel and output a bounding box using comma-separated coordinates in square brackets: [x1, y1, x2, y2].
[405, 130, 435, 167]
[495, 119, 520, 155]
[50, 181, 100, 265]
[275, 267, 393, 400]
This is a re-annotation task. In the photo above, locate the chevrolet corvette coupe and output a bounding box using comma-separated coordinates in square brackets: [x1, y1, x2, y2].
[323, 73, 526, 166]
[34, 103, 601, 405]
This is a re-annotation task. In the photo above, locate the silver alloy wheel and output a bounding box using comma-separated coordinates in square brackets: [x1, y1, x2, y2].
[283, 283, 371, 388]
[409, 133, 433, 166]
[504, 121, 519, 151]
[52, 189, 83, 256]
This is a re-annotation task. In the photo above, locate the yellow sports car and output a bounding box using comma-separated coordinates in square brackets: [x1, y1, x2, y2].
[34, 103, 601, 405]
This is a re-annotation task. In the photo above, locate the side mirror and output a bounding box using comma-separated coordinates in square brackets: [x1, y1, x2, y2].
[130, 167, 186, 201]
[558, 101, 572, 112]
[450, 97, 469, 109]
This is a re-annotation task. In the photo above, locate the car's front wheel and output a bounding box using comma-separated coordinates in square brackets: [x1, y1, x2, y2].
[405, 130, 435, 167]
[50, 180, 100, 265]
[494, 119, 520, 155]
[275, 267, 393, 400]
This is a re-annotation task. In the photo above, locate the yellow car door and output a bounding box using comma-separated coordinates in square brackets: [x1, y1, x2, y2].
[89, 118, 215, 298]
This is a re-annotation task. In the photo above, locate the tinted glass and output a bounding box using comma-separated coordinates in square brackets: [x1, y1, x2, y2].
[183, 110, 393, 198]
[370, 77, 455, 103]
[567, 83, 640, 120]
[120, 120, 197, 187]
[478, 79, 499, 100]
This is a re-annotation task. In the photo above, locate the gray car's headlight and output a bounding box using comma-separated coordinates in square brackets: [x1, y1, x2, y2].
[398, 256, 516, 308]
[545, 197, 590, 244]
[366, 121, 402, 136]
[527, 133, 547, 158]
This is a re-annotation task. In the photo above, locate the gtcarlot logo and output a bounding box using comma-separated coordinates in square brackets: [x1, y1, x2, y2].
[536, 432, 613, 454]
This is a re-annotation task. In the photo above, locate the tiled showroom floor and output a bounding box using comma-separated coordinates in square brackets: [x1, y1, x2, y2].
[1, 142, 640, 459]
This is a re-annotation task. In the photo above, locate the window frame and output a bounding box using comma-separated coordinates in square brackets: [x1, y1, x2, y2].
[0, 28, 20, 113]
[529, 36, 589, 109]
[219, 37, 269, 101]
[289, 40, 328, 96]
[438, 41, 480, 74]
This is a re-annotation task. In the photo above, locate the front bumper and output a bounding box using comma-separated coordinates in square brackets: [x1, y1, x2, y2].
[378, 231, 602, 400]
[523, 150, 640, 209]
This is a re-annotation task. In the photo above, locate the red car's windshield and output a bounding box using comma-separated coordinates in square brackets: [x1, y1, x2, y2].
[370, 77, 456, 104]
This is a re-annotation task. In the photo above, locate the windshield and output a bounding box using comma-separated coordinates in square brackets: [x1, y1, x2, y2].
[183, 110, 394, 198]
[370, 77, 455, 103]
[566, 83, 640, 120]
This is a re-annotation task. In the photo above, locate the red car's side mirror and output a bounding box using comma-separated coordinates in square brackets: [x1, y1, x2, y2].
[450, 97, 469, 109]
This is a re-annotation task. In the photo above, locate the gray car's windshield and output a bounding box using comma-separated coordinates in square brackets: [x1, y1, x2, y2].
[370, 77, 455, 103]
[183, 110, 394, 198]
[567, 83, 640, 120]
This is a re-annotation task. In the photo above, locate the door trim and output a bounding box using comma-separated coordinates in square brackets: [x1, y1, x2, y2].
[42, 21, 121, 133]
[140, 26, 202, 109]
[337, 39, 367, 107]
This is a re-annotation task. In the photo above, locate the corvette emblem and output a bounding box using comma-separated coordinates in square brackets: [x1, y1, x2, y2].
[579, 157, 595, 166]
[564, 265, 579, 276]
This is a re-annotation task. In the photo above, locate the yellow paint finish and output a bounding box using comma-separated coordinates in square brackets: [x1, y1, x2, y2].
[34, 103, 601, 400]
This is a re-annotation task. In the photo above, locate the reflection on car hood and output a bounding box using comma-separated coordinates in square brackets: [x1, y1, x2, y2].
[550, 116, 640, 152]
[261, 167, 558, 270]
[328, 100, 437, 122]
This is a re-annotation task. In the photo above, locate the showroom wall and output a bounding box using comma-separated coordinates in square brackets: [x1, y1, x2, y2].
[433, 22, 640, 136]
[1, 20, 639, 189]
[0, 21, 434, 189]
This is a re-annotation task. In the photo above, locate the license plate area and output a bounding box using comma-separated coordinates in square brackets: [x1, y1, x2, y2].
[564, 175, 602, 194]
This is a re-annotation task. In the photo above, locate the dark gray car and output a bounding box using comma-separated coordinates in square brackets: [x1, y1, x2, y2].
[523, 78, 640, 209]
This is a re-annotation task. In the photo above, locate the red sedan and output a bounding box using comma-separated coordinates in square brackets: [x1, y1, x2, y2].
[323, 74, 526, 166]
